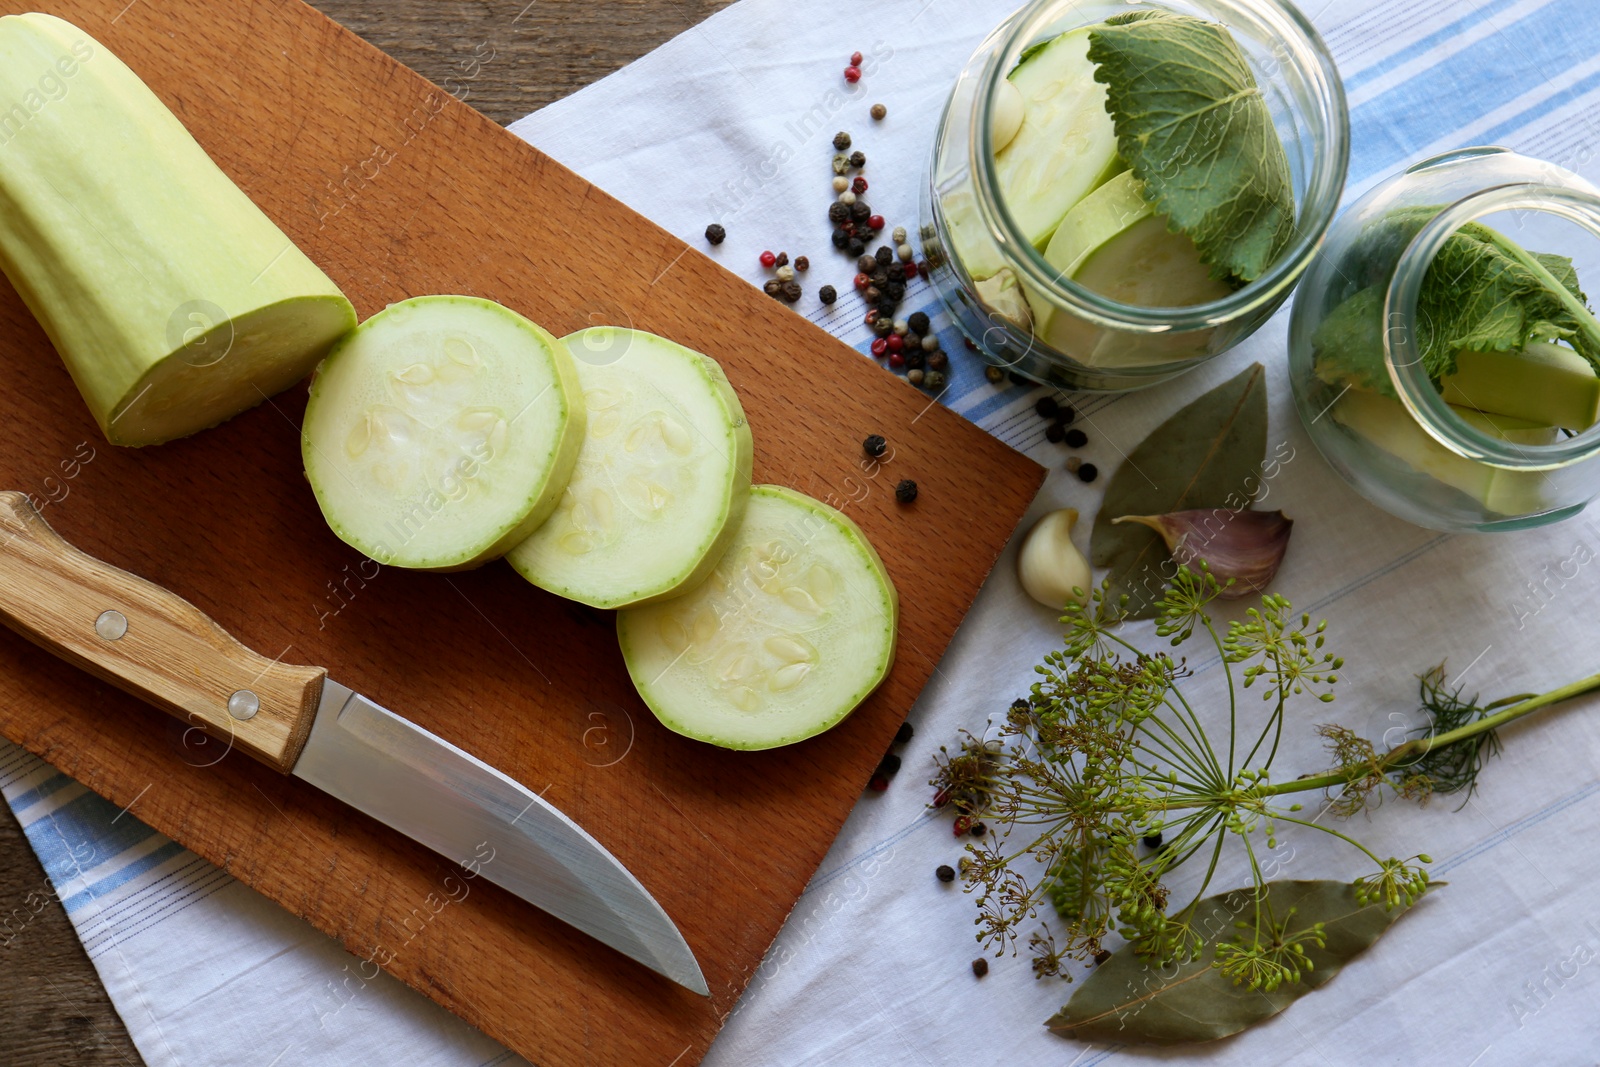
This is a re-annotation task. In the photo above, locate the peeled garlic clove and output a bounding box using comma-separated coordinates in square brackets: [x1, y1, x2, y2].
[1113, 509, 1293, 599]
[973, 267, 1033, 333]
[990, 78, 1025, 153]
[1017, 508, 1092, 610]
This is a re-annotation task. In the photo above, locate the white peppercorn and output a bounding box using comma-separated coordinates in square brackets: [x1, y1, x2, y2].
[892, 226, 908, 244]
[838, 191, 857, 205]
[921, 333, 940, 352]
[833, 175, 850, 193]
[897, 243, 914, 262]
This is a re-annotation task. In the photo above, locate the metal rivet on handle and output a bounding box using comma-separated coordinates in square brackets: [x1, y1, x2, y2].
[227, 690, 260, 721]
[94, 610, 128, 641]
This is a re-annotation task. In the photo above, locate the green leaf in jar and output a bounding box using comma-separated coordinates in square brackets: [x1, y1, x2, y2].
[1046, 879, 1434, 1045]
[1090, 362, 1267, 619]
[1087, 11, 1295, 284]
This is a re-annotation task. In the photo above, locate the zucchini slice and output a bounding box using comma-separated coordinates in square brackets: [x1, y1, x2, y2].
[507, 328, 753, 609]
[617, 486, 898, 751]
[302, 296, 583, 570]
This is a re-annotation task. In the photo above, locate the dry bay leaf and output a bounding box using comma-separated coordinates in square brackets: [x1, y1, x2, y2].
[1090, 363, 1267, 618]
[1047, 879, 1434, 1045]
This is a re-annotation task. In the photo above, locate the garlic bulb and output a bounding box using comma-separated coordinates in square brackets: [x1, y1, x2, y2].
[1017, 508, 1092, 610]
[1112, 509, 1293, 598]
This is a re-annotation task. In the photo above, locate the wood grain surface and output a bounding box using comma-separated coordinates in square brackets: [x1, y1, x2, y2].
[0, 2, 1041, 1066]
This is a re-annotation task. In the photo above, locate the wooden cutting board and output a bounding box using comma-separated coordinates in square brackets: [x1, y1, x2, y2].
[0, 1, 1044, 1064]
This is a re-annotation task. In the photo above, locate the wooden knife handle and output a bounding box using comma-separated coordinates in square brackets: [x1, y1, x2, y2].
[0, 492, 325, 773]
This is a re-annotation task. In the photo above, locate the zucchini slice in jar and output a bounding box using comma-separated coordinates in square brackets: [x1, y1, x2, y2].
[507, 327, 754, 609]
[301, 296, 583, 570]
[617, 486, 898, 751]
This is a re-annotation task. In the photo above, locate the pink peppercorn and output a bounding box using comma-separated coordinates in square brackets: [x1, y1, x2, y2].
[887, 334, 904, 353]
[854, 272, 871, 290]
[867, 214, 885, 231]
[871, 337, 888, 357]
[889, 351, 906, 369]
[850, 50, 864, 66]
[852, 176, 868, 194]
[759, 250, 776, 268]
[844, 65, 862, 83]
[903, 261, 918, 279]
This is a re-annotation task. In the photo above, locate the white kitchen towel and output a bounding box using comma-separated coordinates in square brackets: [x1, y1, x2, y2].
[10, 0, 1600, 1064]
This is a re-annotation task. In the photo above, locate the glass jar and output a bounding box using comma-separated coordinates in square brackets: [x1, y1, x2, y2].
[920, 0, 1348, 393]
[1289, 147, 1600, 532]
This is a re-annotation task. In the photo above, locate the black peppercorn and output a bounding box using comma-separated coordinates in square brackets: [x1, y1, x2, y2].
[849, 150, 866, 168]
[895, 479, 918, 504]
[875, 245, 894, 266]
[857, 253, 877, 273]
[1045, 423, 1065, 443]
[781, 280, 803, 303]
[819, 284, 837, 305]
[1077, 462, 1099, 483]
[886, 283, 905, 302]
[847, 238, 866, 258]
[936, 864, 955, 883]
[829, 202, 850, 224]
[774, 251, 789, 268]
[1055, 403, 1077, 426]
[1142, 832, 1163, 850]
[896, 722, 914, 744]
[876, 299, 897, 318]
[972, 958, 989, 978]
[878, 753, 902, 776]
[871, 269, 889, 287]
[969, 821, 986, 837]
[887, 263, 905, 283]
[905, 350, 925, 370]
[1064, 428, 1088, 448]
[908, 311, 930, 334]
[851, 201, 872, 223]
[1011, 698, 1030, 713]
[794, 255, 809, 272]
[927, 351, 948, 371]
[1093, 949, 1112, 966]
[832, 130, 852, 151]
[704, 223, 726, 245]
[831, 228, 849, 249]
[985, 365, 1005, 383]
[1035, 396, 1059, 419]
[863, 433, 887, 458]
[763, 279, 783, 298]
[865, 285, 882, 304]
[1008, 370, 1028, 384]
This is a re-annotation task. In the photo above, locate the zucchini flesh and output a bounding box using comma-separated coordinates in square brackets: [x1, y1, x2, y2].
[507, 328, 753, 609]
[0, 14, 355, 446]
[993, 29, 1122, 248]
[302, 297, 583, 571]
[617, 486, 898, 751]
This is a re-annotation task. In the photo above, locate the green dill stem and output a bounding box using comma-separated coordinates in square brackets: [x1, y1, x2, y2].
[1259, 669, 1600, 798]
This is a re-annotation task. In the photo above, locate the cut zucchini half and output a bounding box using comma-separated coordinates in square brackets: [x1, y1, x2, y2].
[617, 486, 898, 751]
[302, 296, 583, 571]
[994, 28, 1123, 248]
[507, 328, 754, 609]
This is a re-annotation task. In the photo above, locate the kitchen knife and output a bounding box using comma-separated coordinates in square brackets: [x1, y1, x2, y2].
[0, 491, 708, 996]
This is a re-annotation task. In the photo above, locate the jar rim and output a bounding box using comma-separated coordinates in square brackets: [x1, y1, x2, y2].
[968, 0, 1350, 333]
[1384, 179, 1600, 470]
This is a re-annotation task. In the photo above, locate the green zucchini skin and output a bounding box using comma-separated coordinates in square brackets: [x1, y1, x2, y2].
[0, 13, 356, 446]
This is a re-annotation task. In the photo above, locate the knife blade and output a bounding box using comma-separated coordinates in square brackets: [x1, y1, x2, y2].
[0, 491, 707, 995]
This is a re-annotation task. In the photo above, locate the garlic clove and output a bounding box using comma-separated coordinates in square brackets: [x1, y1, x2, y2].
[1112, 509, 1293, 599]
[973, 267, 1034, 333]
[1017, 508, 1092, 610]
[991, 78, 1025, 154]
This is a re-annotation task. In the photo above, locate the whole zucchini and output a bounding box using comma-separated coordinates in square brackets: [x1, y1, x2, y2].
[0, 13, 356, 446]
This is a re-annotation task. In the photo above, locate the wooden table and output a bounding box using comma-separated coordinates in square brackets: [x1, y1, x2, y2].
[0, 3, 732, 1062]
